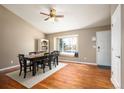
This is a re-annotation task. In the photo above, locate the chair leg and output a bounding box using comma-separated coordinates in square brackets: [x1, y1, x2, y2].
[57, 57, 58, 65]
[55, 62, 56, 67]
[43, 63, 45, 73]
[19, 67, 22, 76]
[48, 61, 52, 70]
[24, 67, 27, 78]
[54, 59, 56, 67]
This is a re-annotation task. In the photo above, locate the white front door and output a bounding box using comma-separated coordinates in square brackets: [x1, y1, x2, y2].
[96, 31, 111, 66]
[111, 5, 121, 88]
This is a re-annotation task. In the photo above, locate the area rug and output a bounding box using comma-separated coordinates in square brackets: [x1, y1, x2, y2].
[6, 63, 67, 88]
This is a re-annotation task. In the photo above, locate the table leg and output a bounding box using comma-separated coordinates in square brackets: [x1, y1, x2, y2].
[57, 56, 58, 65]
[32, 62, 36, 76]
[48, 61, 52, 70]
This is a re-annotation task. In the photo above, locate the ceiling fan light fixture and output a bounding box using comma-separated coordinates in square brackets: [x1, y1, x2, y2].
[40, 7, 64, 22]
[49, 17, 56, 22]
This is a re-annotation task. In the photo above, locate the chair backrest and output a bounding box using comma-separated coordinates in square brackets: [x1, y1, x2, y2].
[43, 52, 54, 62]
[53, 51, 60, 56]
[44, 52, 50, 56]
[18, 54, 26, 66]
[44, 53, 51, 60]
[50, 52, 57, 62]
[51, 51, 56, 56]
[51, 51, 59, 58]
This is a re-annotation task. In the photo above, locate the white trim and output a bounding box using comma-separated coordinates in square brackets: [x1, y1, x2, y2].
[0, 65, 19, 72]
[111, 77, 120, 89]
[59, 59, 97, 65]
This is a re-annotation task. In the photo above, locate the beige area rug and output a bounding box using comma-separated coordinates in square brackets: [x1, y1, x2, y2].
[6, 63, 67, 88]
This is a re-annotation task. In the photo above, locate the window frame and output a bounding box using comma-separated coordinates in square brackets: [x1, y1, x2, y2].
[54, 35, 78, 57]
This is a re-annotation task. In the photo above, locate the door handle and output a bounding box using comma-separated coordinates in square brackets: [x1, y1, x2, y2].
[97, 46, 100, 52]
[116, 56, 120, 58]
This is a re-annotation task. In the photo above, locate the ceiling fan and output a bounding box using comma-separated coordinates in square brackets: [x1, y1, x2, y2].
[40, 8, 64, 21]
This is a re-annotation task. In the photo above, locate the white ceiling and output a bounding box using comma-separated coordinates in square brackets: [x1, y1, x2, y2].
[3, 4, 111, 34]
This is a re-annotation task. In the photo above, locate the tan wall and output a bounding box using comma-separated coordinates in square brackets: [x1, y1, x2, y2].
[0, 5, 45, 69]
[46, 26, 110, 63]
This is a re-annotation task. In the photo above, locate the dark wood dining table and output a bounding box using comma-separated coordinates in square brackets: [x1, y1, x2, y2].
[25, 53, 45, 76]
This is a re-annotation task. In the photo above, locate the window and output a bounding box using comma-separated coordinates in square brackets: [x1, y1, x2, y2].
[54, 35, 78, 57]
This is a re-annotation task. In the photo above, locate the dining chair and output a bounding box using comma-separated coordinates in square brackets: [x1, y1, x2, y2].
[43, 53, 52, 70]
[51, 52, 57, 67]
[18, 54, 32, 78]
[53, 51, 60, 65]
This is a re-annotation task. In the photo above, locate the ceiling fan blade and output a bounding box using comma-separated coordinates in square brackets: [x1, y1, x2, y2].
[44, 17, 49, 21]
[40, 12, 49, 16]
[55, 15, 64, 18]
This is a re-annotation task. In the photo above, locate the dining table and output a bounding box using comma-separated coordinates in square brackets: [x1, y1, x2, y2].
[24, 53, 47, 76]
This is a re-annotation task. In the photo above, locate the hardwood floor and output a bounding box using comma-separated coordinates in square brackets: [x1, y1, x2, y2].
[0, 62, 114, 89]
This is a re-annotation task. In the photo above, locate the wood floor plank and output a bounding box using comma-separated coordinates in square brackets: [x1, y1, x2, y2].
[0, 62, 114, 89]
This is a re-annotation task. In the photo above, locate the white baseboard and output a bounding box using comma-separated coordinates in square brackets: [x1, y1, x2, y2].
[111, 77, 120, 89]
[0, 65, 19, 72]
[59, 59, 97, 65]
